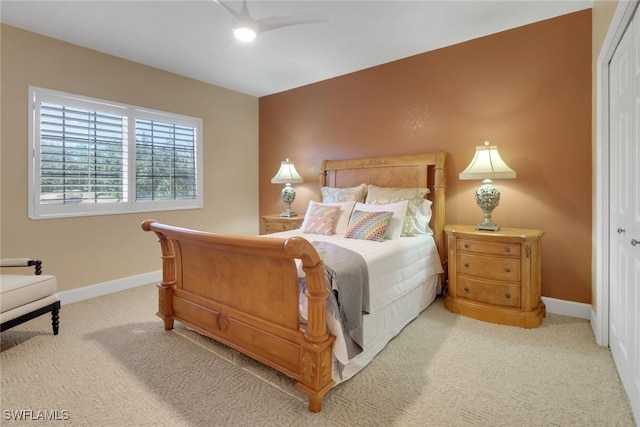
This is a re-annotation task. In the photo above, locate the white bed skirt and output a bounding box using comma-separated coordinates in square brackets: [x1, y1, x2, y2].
[334, 273, 440, 383]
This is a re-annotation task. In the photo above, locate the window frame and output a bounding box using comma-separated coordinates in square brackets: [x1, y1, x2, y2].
[28, 86, 203, 219]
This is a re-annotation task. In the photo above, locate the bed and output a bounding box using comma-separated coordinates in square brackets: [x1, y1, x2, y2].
[142, 151, 447, 412]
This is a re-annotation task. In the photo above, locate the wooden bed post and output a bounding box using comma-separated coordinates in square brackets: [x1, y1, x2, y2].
[285, 237, 335, 412]
[142, 220, 175, 330]
[319, 159, 329, 187]
[432, 152, 447, 267]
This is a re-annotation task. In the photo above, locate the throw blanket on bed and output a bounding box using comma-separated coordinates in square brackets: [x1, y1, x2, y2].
[311, 241, 369, 358]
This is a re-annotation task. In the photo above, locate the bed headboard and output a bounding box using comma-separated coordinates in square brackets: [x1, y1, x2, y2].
[320, 152, 447, 267]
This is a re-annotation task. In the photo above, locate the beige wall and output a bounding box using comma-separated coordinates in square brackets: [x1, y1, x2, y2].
[591, 1, 619, 314]
[259, 11, 593, 304]
[1, 8, 606, 304]
[0, 24, 259, 292]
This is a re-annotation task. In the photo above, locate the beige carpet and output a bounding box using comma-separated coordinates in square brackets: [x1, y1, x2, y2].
[1, 284, 635, 426]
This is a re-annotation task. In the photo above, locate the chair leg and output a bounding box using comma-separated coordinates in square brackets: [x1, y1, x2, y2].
[51, 301, 60, 335]
[1, 301, 61, 334]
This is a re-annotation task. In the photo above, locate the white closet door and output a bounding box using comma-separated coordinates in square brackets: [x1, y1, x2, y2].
[609, 7, 640, 417]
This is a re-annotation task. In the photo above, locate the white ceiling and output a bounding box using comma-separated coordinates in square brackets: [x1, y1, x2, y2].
[0, 0, 592, 98]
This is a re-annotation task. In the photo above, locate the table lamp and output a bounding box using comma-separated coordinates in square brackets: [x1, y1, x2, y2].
[271, 158, 304, 217]
[459, 141, 516, 231]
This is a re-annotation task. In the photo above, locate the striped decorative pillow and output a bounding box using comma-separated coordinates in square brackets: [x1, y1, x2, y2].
[352, 201, 408, 240]
[344, 210, 394, 242]
[301, 205, 341, 235]
[300, 200, 356, 235]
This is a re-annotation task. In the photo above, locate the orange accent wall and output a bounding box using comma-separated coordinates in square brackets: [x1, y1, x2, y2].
[259, 10, 592, 304]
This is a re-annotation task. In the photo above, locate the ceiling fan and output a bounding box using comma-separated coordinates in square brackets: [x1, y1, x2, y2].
[213, 0, 328, 42]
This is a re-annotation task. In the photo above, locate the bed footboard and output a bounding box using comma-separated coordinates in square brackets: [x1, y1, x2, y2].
[142, 220, 335, 412]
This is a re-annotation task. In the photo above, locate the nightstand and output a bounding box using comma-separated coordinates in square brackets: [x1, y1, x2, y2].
[262, 214, 304, 234]
[444, 225, 545, 328]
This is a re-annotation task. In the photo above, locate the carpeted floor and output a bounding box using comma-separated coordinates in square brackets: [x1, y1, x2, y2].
[0, 284, 636, 426]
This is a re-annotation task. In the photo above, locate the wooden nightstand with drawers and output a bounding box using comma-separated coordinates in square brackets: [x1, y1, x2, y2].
[262, 214, 303, 234]
[444, 225, 545, 328]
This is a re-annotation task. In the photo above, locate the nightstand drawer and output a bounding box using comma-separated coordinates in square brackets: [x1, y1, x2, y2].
[456, 277, 521, 308]
[457, 239, 521, 257]
[262, 214, 303, 234]
[265, 222, 295, 233]
[456, 253, 520, 282]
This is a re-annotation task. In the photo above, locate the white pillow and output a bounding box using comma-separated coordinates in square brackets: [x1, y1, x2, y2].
[352, 200, 409, 240]
[301, 200, 356, 235]
[365, 185, 429, 237]
[414, 199, 433, 235]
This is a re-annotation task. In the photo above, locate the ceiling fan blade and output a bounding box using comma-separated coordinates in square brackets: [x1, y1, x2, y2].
[257, 13, 327, 34]
[212, 0, 246, 21]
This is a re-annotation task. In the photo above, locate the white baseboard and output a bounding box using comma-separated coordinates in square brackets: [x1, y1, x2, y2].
[57, 274, 592, 322]
[58, 270, 161, 306]
[590, 307, 608, 346]
[542, 296, 591, 320]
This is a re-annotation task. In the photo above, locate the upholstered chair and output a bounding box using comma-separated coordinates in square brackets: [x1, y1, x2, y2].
[0, 258, 60, 335]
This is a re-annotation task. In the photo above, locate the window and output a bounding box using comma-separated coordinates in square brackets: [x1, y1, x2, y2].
[29, 87, 203, 219]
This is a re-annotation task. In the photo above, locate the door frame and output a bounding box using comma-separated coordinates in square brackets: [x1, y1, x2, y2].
[593, 0, 638, 346]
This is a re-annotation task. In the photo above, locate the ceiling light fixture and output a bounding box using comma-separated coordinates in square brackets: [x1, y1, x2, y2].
[214, 0, 327, 43]
[233, 26, 257, 42]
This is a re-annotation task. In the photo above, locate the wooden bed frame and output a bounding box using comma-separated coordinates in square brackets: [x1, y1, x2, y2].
[142, 152, 446, 412]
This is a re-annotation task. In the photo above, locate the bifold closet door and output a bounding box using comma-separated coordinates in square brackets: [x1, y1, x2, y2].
[609, 5, 640, 417]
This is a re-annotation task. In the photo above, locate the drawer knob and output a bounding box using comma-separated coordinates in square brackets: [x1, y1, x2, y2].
[505, 267, 511, 273]
[463, 263, 469, 268]
[464, 243, 469, 249]
[464, 287, 470, 292]
[505, 293, 511, 299]
[505, 247, 511, 253]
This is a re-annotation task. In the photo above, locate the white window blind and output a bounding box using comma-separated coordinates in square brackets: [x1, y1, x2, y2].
[135, 118, 197, 201]
[29, 87, 203, 219]
[39, 102, 127, 206]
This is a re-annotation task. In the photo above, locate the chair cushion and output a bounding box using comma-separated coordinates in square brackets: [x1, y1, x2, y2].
[0, 295, 59, 324]
[0, 274, 57, 313]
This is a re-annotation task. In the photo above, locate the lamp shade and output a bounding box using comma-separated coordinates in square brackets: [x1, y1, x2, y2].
[271, 159, 304, 184]
[459, 141, 516, 180]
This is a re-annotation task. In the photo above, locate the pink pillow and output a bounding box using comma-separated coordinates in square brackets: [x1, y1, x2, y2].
[301, 205, 341, 235]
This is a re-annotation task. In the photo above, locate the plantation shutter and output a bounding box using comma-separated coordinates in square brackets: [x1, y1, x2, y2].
[135, 119, 197, 201]
[39, 102, 126, 205]
[30, 87, 203, 219]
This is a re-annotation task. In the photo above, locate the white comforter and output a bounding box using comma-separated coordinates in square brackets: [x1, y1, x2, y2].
[266, 230, 444, 364]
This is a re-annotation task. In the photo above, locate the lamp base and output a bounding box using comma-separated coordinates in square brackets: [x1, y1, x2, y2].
[279, 184, 298, 218]
[475, 179, 501, 232]
[476, 221, 500, 231]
